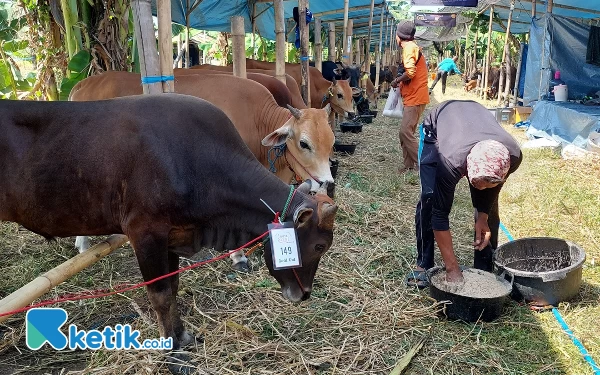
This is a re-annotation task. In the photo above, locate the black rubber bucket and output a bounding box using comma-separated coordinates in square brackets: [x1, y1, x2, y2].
[494, 237, 586, 306]
[427, 267, 512, 322]
[329, 159, 339, 179]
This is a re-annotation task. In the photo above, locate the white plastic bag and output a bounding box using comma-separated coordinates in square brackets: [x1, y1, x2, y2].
[382, 87, 404, 118]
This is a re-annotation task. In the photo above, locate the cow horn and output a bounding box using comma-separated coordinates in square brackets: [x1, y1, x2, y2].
[318, 202, 338, 230]
[287, 104, 302, 120]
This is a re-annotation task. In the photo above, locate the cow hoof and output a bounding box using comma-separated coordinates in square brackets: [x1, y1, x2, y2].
[167, 352, 197, 375]
[179, 330, 203, 348]
[232, 260, 251, 273]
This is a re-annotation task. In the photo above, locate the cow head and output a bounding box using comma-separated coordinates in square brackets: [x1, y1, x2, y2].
[263, 180, 337, 302]
[261, 105, 335, 194]
[326, 78, 357, 119]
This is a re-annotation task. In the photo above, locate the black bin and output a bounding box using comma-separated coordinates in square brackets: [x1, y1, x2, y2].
[494, 237, 586, 306]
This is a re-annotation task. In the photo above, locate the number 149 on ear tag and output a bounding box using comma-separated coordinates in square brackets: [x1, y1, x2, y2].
[268, 222, 302, 269]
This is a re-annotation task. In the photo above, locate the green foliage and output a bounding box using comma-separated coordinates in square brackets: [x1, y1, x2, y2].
[59, 50, 91, 100]
[0, 4, 34, 99]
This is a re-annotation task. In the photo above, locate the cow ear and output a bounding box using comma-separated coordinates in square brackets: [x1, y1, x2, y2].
[331, 76, 338, 85]
[261, 123, 293, 147]
[318, 202, 338, 231]
[297, 180, 312, 194]
[293, 207, 314, 228]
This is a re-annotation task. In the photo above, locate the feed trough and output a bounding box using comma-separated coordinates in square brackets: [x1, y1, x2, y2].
[494, 237, 585, 306]
[355, 115, 374, 124]
[333, 141, 357, 155]
[340, 122, 363, 133]
[427, 267, 512, 322]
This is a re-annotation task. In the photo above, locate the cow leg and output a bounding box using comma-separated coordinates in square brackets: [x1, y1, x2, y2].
[130, 230, 195, 374]
[229, 249, 250, 272]
[74, 236, 90, 253]
[168, 251, 200, 347]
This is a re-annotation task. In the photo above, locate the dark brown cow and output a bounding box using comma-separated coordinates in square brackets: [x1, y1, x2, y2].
[0, 94, 337, 373]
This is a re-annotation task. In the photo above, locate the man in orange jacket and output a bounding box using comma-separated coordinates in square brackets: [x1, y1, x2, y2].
[391, 20, 430, 173]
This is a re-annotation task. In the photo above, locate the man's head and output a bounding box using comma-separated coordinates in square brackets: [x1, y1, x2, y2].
[395, 20, 416, 45]
[467, 140, 511, 190]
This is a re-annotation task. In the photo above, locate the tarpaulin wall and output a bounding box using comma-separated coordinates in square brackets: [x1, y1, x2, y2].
[524, 14, 600, 103]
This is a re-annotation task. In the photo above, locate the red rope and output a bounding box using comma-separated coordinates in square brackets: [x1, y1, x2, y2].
[0, 231, 270, 319]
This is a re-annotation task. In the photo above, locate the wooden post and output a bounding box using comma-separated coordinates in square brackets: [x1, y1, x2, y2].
[347, 19, 353, 65]
[483, 6, 493, 100]
[383, 15, 389, 66]
[389, 19, 395, 65]
[0, 235, 128, 324]
[298, 0, 311, 106]
[374, 4, 384, 89]
[547, 0, 553, 13]
[131, 0, 162, 94]
[274, 0, 286, 83]
[472, 26, 478, 78]
[328, 22, 335, 61]
[463, 22, 470, 73]
[512, 42, 525, 106]
[532, 0, 537, 18]
[231, 16, 246, 79]
[366, 0, 375, 72]
[342, 0, 350, 65]
[252, 2, 257, 60]
[497, 0, 515, 106]
[177, 34, 182, 68]
[157, 0, 174, 93]
[185, 0, 190, 68]
[355, 38, 361, 68]
[315, 18, 322, 71]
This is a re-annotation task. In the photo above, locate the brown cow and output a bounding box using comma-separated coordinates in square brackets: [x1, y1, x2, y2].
[244, 59, 357, 123]
[464, 79, 477, 92]
[188, 65, 306, 109]
[70, 72, 335, 272]
[0, 94, 338, 373]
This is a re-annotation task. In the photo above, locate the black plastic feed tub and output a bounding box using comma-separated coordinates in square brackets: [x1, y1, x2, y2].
[494, 237, 585, 306]
[340, 122, 363, 133]
[355, 115, 374, 124]
[329, 159, 339, 179]
[427, 267, 512, 322]
[333, 142, 357, 155]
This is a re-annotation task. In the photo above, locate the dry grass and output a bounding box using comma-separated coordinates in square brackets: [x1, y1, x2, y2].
[0, 74, 598, 374]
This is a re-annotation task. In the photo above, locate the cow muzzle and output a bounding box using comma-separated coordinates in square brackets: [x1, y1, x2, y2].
[281, 285, 311, 302]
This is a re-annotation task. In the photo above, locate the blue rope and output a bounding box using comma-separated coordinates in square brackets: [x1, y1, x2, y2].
[299, 56, 312, 61]
[500, 222, 600, 374]
[552, 308, 600, 374]
[141, 75, 174, 84]
[267, 144, 287, 173]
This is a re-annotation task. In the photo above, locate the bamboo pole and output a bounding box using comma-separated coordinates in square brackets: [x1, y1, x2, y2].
[298, 0, 311, 106]
[185, 0, 190, 68]
[252, 2, 257, 60]
[0, 235, 128, 324]
[342, 0, 350, 65]
[532, 0, 537, 18]
[347, 19, 354, 65]
[328, 22, 335, 61]
[547, 0, 553, 13]
[483, 6, 493, 100]
[157, 0, 174, 93]
[177, 34, 183, 68]
[355, 38, 361, 68]
[383, 15, 389, 66]
[315, 18, 322, 71]
[231, 16, 247, 79]
[497, 0, 515, 106]
[132, 0, 162, 94]
[512, 42, 525, 106]
[366, 0, 375, 72]
[374, 4, 384, 89]
[274, 0, 286, 83]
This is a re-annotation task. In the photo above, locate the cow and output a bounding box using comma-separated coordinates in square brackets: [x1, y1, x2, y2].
[188, 66, 306, 109]
[244, 59, 357, 124]
[488, 65, 517, 99]
[464, 79, 478, 92]
[312, 60, 350, 81]
[0, 94, 338, 373]
[69, 72, 335, 272]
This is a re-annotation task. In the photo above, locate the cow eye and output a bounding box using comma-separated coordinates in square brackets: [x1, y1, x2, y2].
[337, 93, 343, 99]
[315, 244, 326, 253]
[300, 141, 311, 150]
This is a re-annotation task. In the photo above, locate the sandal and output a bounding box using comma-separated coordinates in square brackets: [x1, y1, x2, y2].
[405, 270, 429, 289]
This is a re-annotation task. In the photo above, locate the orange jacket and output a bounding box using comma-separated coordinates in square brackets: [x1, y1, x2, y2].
[400, 41, 430, 107]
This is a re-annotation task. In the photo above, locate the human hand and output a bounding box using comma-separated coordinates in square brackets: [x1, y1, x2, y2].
[445, 265, 464, 283]
[474, 213, 491, 250]
[391, 78, 399, 88]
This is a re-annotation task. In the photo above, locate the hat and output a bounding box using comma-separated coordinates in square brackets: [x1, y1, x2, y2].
[466, 140, 511, 184]
[396, 20, 416, 41]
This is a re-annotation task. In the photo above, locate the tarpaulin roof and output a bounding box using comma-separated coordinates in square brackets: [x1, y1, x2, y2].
[439, 0, 600, 35]
[153, 0, 392, 50]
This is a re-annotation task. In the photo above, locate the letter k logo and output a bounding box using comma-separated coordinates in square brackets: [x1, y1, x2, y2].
[26, 308, 68, 350]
